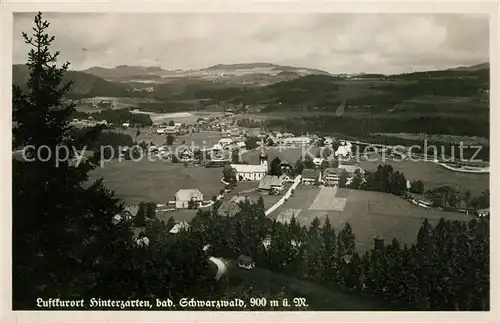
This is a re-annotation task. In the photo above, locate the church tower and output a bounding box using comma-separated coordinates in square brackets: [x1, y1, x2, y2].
[259, 149, 268, 173]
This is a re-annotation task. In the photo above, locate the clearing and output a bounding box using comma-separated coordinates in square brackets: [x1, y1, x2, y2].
[271, 187, 471, 253]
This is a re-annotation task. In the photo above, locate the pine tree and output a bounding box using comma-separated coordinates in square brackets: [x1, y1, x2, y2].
[12, 12, 134, 308]
[306, 217, 323, 280]
[135, 202, 147, 226]
[257, 196, 265, 210]
[319, 216, 338, 286]
[339, 222, 356, 256]
[145, 202, 156, 219]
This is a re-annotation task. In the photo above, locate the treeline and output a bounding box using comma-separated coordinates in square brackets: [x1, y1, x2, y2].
[69, 127, 144, 160]
[389, 68, 488, 81]
[147, 69, 489, 114]
[70, 128, 134, 150]
[266, 115, 489, 138]
[136, 102, 206, 113]
[184, 199, 489, 310]
[346, 76, 488, 109]
[72, 109, 152, 126]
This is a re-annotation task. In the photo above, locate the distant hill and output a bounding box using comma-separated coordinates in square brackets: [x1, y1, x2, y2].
[83, 65, 171, 81]
[201, 62, 331, 76]
[13, 64, 129, 98]
[448, 62, 489, 72]
[82, 62, 331, 86]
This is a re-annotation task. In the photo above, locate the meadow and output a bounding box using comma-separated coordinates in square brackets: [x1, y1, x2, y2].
[271, 187, 471, 253]
[90, 159, 225, 205]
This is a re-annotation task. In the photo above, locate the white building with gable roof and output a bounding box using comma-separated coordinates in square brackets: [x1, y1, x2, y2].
[230, 150, 268, 181]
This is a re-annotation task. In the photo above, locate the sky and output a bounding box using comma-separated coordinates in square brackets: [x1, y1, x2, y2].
[13, 13, 489, 74]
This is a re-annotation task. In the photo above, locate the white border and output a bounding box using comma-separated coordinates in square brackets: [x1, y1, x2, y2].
[1, 1, 498, 322]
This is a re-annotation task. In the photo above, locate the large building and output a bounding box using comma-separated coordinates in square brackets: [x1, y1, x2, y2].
[258, 175, 284, 193]
[230, 150, 268, 181]
[283, 137, 311, 147]
[175, 189, 204, 209]
[301, 169, 322, 185]
[323, 168, 342, 187]
[230, 164, 267, 181]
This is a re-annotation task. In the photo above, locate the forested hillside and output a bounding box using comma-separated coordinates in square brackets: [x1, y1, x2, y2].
[13, 64, 130, 98]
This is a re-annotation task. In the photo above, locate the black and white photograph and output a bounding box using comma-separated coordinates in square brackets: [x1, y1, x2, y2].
[2, 1, 497, 320]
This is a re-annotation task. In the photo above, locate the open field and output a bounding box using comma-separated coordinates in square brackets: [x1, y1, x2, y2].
[90, 159, 225, 205]
[357, 158, 489, 196]
[272, 187, 471, 253]
[118, 128, 227, 149]
[309, 187, 346, 211]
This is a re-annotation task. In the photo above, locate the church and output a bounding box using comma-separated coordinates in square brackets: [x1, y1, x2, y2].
[230, 150, 268, 181]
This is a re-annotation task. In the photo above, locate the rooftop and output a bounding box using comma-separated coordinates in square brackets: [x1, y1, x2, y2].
[231, 164, 267, 173]
[258, 175, 284, 190]
[175, 189, 203, 201]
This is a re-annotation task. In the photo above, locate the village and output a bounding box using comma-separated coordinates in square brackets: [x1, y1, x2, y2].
[93, 109, 488, 262]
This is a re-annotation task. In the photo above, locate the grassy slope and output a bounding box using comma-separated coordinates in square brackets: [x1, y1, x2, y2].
[226, 263, 405, 310]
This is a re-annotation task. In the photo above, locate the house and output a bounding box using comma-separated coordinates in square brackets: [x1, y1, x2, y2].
[179, 149, 193, 162]
[237, 255, 255, 270]
[335, 144, 352, 158]
[219, 138, 233, 148]
[230, 128, 242, 137]
[230, 164, 267, 181]
[175, 189, 204, 209]
[313, 157, 324, 167]
[301, 169, 321, 185]
[165, 126, 177, 134]
[280, 159, 293, 172]
[266, 134, 279, 145]
[323, 168, 342, 187]
[258, 175, 284, 193]
[283, 137, 311, 147]
[236, 141, 246, 150]
[169, 221, 190, 234]
[99, 100, 115, 109]
[113, 204, 138, 225]
[476, 208, 490, 218]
